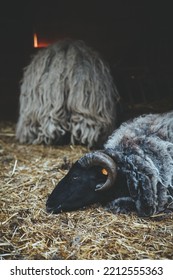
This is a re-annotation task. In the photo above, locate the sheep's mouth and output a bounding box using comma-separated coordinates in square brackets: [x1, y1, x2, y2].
[46, 204, 62, 214]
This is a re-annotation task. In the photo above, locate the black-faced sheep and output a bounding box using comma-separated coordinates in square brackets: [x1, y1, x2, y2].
[16, 39, 120, 148]
[46, 111, 173, 217]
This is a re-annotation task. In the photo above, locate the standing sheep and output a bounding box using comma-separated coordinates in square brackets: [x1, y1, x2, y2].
[16, 39, 120, 148]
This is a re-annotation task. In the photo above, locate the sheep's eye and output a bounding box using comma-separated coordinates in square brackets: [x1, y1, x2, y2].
[101, 168, 108, 176]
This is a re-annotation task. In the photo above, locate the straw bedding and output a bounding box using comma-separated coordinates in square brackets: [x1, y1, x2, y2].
[0, 122, 173, 260]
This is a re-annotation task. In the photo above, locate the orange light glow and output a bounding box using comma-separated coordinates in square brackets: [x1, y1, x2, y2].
[33, 33, 38, 48]
[33, 33, 50, 48]
[102, 168, 108, 176]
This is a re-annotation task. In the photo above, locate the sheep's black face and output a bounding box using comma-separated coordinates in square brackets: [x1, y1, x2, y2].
[46, 162, 110, 214]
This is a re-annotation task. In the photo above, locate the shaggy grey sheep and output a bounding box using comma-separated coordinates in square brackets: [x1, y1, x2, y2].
[46, 111, 173, 217]
[16, 39, 120, 148]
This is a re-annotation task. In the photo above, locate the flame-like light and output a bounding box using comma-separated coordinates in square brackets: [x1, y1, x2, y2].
[33, 33, 51, 48]
[33, 33, 38, 48]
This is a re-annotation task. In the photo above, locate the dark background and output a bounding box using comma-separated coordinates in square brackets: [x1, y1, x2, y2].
[0, 0, 172, 122]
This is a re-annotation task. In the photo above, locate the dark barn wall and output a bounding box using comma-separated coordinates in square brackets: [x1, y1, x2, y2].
[0, 0, 172, 122]
[0, 2, 33, 121]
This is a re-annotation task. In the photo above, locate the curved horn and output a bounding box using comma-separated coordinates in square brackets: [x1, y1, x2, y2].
[78, 151, 117, 191]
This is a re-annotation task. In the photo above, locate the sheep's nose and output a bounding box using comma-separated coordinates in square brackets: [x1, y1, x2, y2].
[46, 204, 62, 214]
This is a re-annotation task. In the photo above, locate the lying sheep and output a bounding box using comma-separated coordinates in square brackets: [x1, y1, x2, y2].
[46, 111, 173, 217]
[16, 39, 120, 148]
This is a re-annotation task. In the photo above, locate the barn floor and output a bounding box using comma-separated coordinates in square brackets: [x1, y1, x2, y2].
[0, 122, 173, 260]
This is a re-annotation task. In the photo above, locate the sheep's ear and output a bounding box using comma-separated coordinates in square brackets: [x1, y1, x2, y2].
[94, 169, 108, 190]
[79, 151, 117, 191]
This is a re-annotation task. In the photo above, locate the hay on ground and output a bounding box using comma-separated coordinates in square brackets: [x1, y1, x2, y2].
[0, 122, 173, 260]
